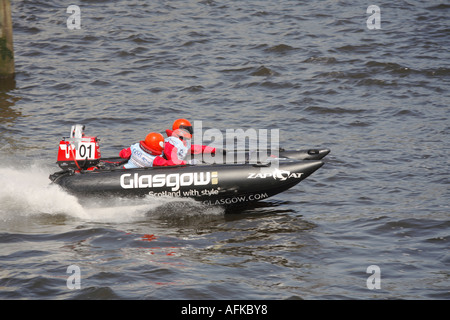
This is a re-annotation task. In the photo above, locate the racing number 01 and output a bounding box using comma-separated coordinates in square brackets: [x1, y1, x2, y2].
[77, 143, 94, 159]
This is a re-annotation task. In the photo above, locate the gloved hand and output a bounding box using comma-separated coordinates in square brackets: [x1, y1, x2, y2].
[119, 147, 132, 159]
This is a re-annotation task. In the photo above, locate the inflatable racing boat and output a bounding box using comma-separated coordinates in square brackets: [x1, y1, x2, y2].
[49, 125, 329, 206]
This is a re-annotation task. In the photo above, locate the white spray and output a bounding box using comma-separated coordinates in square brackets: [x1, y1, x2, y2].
[0, 163, 223, 224]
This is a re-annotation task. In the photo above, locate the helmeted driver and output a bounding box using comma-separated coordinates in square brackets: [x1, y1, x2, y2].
[119, 132, 184, 168]
[164, 119, 217, 164]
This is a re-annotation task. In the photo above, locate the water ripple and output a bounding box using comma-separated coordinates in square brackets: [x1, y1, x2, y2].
[1, 0, 448, 300]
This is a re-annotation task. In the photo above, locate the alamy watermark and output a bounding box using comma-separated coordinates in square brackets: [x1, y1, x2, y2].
[67, 5, 81, 30]
[366, 265, 381, 290]
[66, 265, 81, 289]
[366, 5, 381, 30]
[67, 5, 381, 31]
[190, 120, 280, 166]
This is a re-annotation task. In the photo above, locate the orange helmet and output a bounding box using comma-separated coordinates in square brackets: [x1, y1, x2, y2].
[172, 119, 193, 135]
[172, 128, 192, 146]
[142, 132, 164, 155]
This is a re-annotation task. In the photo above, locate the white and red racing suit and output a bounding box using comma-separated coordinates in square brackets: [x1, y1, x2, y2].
[119, 141, 183, 168]
[164, 129, 216, 164]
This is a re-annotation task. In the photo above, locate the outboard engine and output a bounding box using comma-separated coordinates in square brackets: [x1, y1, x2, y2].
[56, 124, 101, 170]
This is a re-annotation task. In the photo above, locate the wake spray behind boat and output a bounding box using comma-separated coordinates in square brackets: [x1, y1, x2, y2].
[50, 125, 328, 207]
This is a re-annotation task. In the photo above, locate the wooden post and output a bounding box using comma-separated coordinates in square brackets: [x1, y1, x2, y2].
[0, 0, 14, 79]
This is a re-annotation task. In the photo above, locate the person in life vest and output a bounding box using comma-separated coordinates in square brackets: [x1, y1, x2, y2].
[164, 128, 194, 165]
[164, 119, 217, 164]
[119, 132, 185, 168]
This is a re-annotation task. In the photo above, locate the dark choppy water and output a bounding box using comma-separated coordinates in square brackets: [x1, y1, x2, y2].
[0, 0, 448, 300]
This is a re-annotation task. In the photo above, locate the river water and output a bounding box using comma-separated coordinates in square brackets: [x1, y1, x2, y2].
[0, 0, 448, 300]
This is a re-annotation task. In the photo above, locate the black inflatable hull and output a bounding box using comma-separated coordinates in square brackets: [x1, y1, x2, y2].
[50, 159, 324, 206]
